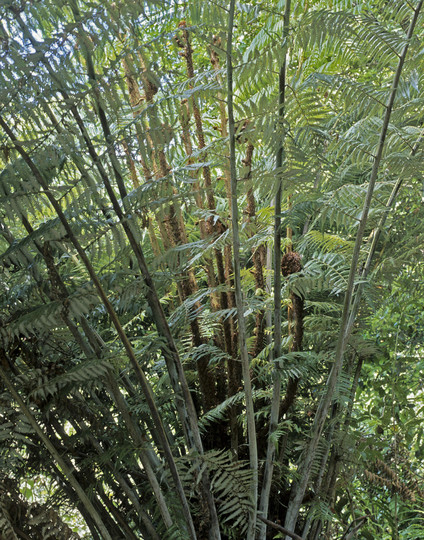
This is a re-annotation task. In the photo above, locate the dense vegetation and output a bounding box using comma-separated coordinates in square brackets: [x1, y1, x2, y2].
[1, 0, 424, 538]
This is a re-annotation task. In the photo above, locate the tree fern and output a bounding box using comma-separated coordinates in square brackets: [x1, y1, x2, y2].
[2, 0, 424, 538]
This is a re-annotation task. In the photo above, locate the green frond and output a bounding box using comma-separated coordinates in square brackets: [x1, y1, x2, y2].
[304, 230, 354, 255]
[27, 359, 113, 402]
[288, 251, 350, 297]
[199, 392, 246, 432]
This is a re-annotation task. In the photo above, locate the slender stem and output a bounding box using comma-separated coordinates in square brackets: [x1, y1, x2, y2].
[258, 1, 291, 537]
[227, 2, 258, 537]
[283, 3, 423, 535]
